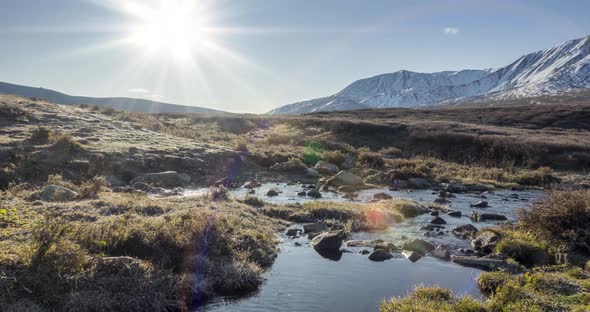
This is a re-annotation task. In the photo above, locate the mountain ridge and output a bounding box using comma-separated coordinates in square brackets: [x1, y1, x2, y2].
[270, 35, 590, 114]
[0, 81, 223, 114]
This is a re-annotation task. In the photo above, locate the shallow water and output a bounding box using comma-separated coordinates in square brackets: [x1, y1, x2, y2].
[186, 183, 545, 312]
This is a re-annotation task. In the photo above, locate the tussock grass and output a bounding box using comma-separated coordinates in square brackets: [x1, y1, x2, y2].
[379, 286, 486, 312]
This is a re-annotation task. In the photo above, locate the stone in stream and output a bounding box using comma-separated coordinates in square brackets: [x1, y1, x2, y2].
[346, 239, 385, 248]
[451, 224, 479, 239]
[310, 231, 343, 251]
[296, 191, 307, 196]
[306, 189, 322, 198]
[434, 198, 451, 205]
[429, 211, 439, 216]
[429, 216, 447, 225]
[337, 185, 356, 193]
[330, 170, 363, 186]
[402, 239, 435, 255]
[402, 250, 423, 262]
[452, 256, 522, 273]
[303, 223, 328, 234]
[368, 249, 394, 261]
[429, 246, 450, 261]
[470, 201, 489, 208]
[471, 231, 501, 253]
[470, 212, 508, 222]
[408, 178, 431, 189]
[442, 182, 467, 193]
[243, 181, 261, 189]
[373, 192, 393, 200]
[447, 210, 462, 217]
[285, 228, 301, 237]
[360, 250, 371, 255]
[266, 189, 279, 197]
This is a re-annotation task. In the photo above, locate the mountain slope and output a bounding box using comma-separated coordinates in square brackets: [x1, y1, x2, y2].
[0, 81, 223, 114]
[270, 35, 590, 114]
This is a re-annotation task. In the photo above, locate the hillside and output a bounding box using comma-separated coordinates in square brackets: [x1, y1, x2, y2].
[0, 81, 223, 114]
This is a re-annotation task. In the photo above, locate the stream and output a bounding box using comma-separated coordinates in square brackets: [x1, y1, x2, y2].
[185, 183, 545, 312]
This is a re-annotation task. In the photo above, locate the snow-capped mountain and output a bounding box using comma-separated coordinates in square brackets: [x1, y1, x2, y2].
[269, 35, 590, 114]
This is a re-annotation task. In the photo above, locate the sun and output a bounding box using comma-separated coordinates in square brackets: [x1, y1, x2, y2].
[126, 1, 210, 63]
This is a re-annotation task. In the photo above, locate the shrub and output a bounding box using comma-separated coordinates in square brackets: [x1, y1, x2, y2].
[29, 127, 51, 143]
[242, 196, 265, 207]
[358, 149, 385, 169]
[477, 272, 511, 295]
[322, 150, 346, 166]
[78, 176, 107, 198]
[49, 132, 82, 152]
[495, 232, 550, 267]
[515, 167, 558, 186]
[209, 186, 230, 201]
[302, 141, 324, 166]
[519, 190, 590, 248]
[379, 286, 486, 312]
[379, 146, 402, 157]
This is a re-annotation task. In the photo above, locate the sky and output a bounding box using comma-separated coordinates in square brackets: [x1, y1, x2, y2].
[0, 0, 589, 113]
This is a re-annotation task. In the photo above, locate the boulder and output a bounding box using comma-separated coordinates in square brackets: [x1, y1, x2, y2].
[132, 171, 191, 188]
[40, 185, 78, 202]
[434, 198, 451, 205]
[310, 231, 343, 251]
[243, 181, 261, 189]
[106, 175, 126, 187]
[402, 239, 435, 255]
[391, 180, 409, 189]
[443, 182, 467, 193]
[447, 210, 462, 217]
[429, 216, 447, 225]
[368, 249, 394, 261]
[296, 191, 307, 196]
[306, 168, 321, 177]
[314, 161, 340, 175]
[408, 178, 431, 189]
[331, 170, 363, 186]
[470, 212, 508, 222]
[373, 192, 393, 200]
[307, 189, 322, 198]
[472, 231, 501, 253]
[266, 189, 279, 197]
[340, 155, 356, 170]
[303, 223, 328, 233]
[402, 250, 423, 262]
[452, 224, 479, 238]
[452, 256, 522, 273]
[429, 211, 439, 216]
[285, 229, 301, 237]
[429, 246, 450, 260]
[470, 201, 489, 208]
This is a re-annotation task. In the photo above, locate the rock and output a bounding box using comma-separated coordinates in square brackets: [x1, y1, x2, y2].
[310, 231, 343, 251]
[452, 224, 479, 238]
[429, 216, 447, 224]
[303, 223, 328, 233]
[391, 180, 409, 189]
[266, 189, 279, 197]
[330, 170, 363, 187]
[40, 185, 78, 202]
[443, 182, 467, 193]
[368, 249, 394, 261]
[402, 239, 435, 255]
[466, 184, 494, 192]
[438, 190, 455, 198]
[452, 256, 522, 273]
[373, 192, 393, 200]
[361, 249, 371, 255]
[337, 186, 355, 193]
[285, 229, 301, 237]
[296, 191, 307, 196]
[214, 177, 233, 188]
[470, 212, 508, 222]
[470, 201, 489, 208]
[472, 231, 501, 253]
[447, 210, 462, 217]
[307, 189, 322, 198]
[106, 175, 126, 187]
[306, 168, 321, 177]
[420, 225, 444, 231]
[294, 242, 302, 247]
[408, 178, 431, 189]
[434, 198, 451, 205]
[314, 161, 340, 175]
[248, 189, 256, 194]
[429, 211, 439, 216]
[340, 155, 356, 170]
[243, 181, 261, 189]
[132, 171, 191, 188]
[346, 239, 385, 248]
[402, 250, 423, 262]
[429, 246, 450, 260]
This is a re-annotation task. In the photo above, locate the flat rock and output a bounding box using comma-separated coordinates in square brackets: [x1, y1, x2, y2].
[368, 249, 394, 261]
[314, 161, 340, 175]
[452, 256, 521, 273]
[40, 185, 78, 202]
[331, 170, 363, 186]
[402, 250, 423, 262]
[402, 239, 435, 255]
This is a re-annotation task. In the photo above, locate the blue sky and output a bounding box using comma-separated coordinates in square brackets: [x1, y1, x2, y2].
[0, 0, 589, 113]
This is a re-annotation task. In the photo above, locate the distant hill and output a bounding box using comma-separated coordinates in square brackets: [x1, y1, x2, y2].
[270, 35, 590, 114]
[0, 81, 223, 114]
